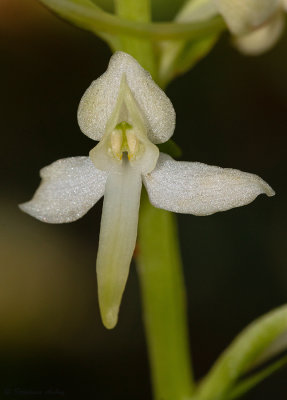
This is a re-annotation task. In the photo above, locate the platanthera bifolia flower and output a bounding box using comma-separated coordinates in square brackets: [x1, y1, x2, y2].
[215, 0, 287, 55]
[20, 52, 275, 329]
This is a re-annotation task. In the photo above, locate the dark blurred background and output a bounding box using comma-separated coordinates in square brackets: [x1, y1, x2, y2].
[1, 0, 287, 398]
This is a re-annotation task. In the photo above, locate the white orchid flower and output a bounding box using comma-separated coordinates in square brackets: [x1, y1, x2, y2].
[215, 0, 287, 55]
[20, 52, 274, 329]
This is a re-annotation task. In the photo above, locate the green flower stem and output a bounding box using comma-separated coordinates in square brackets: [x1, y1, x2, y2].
[111, 2, 195, 399]
[137, 192, 194, 400]
[114, 0, 156, 77]
[111, 2, 195, 398]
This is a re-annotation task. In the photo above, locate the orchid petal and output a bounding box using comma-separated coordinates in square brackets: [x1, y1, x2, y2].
[20, 157, 107, 223]
[234, 12, 285, 55]
[96, 159, 142, 329]
[215, 0, 280, 34]
[143, 153, 275, 216]
[77, 51, 175, 144]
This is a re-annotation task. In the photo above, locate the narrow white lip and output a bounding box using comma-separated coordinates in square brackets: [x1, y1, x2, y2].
[96, 158, 142, 329]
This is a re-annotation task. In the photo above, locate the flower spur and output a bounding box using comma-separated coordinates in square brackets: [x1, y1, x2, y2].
[20, 52, 274, 329]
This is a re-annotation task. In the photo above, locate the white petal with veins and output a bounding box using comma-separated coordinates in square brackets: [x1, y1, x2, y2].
[215, 0, 280, 34]
[77, 51, 175, 144]
[20, 157, 107, 223]
[143, 153, 275, 216]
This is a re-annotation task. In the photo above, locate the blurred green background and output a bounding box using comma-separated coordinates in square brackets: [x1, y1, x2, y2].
[1, 0, 287, 398]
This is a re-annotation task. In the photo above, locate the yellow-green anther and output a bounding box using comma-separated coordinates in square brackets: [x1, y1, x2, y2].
[110, 130, 123, 160]
[126, 130, 139, 160]
[111, 121, 139, 161]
